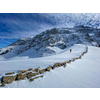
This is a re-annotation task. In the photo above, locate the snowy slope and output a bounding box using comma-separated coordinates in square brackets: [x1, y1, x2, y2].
[0, 44, 100, 88]
[0, 44, 86, 87]
[0, 44, 86, 74]
[0, 25, 100, 88]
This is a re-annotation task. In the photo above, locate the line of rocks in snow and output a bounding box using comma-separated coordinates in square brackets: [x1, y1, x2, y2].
[0, 46, 88, 87]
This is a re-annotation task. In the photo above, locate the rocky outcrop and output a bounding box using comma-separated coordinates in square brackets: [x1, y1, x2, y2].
[19, 70, 27, 73]
[79, 55, 82, 59]
[56, 42, 67, 49]
[16, 73, 26, 80]
[5, 72, 15, 75]
[2, 75, 17, 84]
[39, 69, 46, 74]
[33, 67, 40, 72]
[67, 60, 72, 63]
[26, 72, 40, 79]
[53, 61, 67, 68]
[71, 58, 75, 62]
[46, 67, 52, 71]
[27, 68, 33, 71]
[52, 66, 56, 69]
[0, 48, 13, 55]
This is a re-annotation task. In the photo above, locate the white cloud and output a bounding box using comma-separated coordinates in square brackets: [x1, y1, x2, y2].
[0, 13, 100, 40]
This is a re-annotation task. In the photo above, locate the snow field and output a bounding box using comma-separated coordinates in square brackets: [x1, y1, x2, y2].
[0, 44, 91, 88]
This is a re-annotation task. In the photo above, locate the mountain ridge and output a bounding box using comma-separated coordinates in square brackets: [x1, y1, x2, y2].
[0, 25, 100, 58]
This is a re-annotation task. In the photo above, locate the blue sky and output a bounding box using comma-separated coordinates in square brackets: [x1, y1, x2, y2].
[0, 13, 100, 49]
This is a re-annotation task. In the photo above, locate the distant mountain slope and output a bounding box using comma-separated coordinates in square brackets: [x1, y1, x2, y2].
[0, 25, 100, 58]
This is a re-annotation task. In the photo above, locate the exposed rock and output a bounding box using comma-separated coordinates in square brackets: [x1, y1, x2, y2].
[2, 75, 17, 84]
[62, 61, 67, 67]
[56, 43, 66, 49]
[5, 72, 15, 75]
[33, 67, 40, 72]
[79, 56, 81, 59]
[67, 60, 72, 63]
[81, 52, 84, 56]
[20, 70, 27, 73]
[26, 72, 40, 79]
[54, 62, 66, 67]
[50, 28, 59, 34]
[46, 67, 52, 71]
[0, 49, 10, 55]
[16, 73, 26, 80]
[75, 57, 79, 60]
[39, 69, 46, 74]
[27, 68, 33, 71]
[57, 63, 61, 67]
[52, 66, 56, 69]
[41, 48, 56, 57]
[72, 58, 75, 62]
[53, 62, 60, 67]
[52, 61, 67, 69]
[29, 75, 44, 81]
[58, 62, 63, 67]
[53, 62, 60, 68]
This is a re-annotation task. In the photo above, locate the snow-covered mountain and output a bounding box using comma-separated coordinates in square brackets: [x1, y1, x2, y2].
[0, 25, 100, 88]
[0, 25, 100, 58]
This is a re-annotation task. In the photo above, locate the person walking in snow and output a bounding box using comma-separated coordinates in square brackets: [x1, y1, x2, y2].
[70, 49, 72, 53]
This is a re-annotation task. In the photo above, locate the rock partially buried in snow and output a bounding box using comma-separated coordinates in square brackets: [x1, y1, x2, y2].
[53, 62, 67, 68]
[75, 57, 79, 60]
[2, 75, 17, 84]
[20, 70, 27, 73]
[53, 62, 60, 67]
[39, 69, 46, 74]
[29, 75, 44, 81]
[16, 73, 26, 80]
[52, 65, 56, 69]
[26, 72, 40, 79]
[62, 61, 67, 67]
[46, 67, 52, 71]
[71, 58, 75, 62]
[79, 56, 81, 59]
[5, 72, 15, 75]
[81, 52, 85, 56]
[27, 68, 33, 71]
[67, 60, 72, 63]
[33, 67, 40, 72]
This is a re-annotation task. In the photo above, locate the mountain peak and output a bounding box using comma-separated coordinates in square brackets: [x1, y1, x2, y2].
[0, 25, 100, 58]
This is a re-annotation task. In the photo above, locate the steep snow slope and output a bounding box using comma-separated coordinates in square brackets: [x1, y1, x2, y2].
[0, 44, 100, 88]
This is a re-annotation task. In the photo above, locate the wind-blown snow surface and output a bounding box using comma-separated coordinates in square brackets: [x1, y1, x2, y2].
[0, 44, 100, 88]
